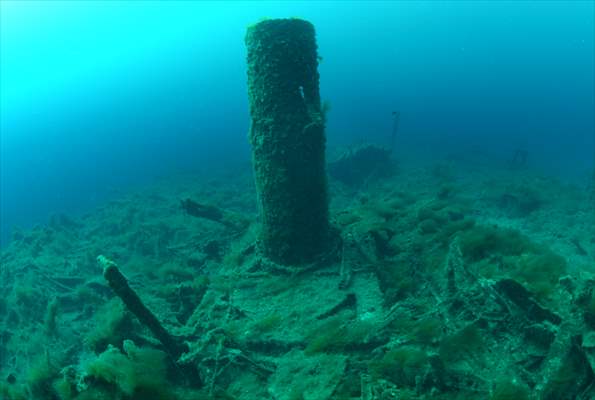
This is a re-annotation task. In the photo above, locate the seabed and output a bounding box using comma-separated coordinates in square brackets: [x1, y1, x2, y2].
[1, 153, 594, 399]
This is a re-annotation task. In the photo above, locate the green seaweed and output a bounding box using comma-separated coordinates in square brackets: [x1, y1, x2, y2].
[499, 183, 545, 217]
[416, 205, 446, 225]
[77, 341, 172, 399]
[44, 297, 59, 337]
[369, 346, 429, 386]
[304, 316, 348, 355]
[459, 225, 535, 262]
[84, 299, 133, 353]
[434, 217, 476, 246]
[513, 251, 567, 301]
[248, 312, 282, 335]
[411, 316, 443, 345]
[439, 324, 484, 365]
[0, 382, 28, 400]
[304, 314, 373, 355]
[374, 258, 416, 304]
[490, 380, 530, 400]
[418, 218, 439, 234]
[27, 352, 60, 399]
[587, 291, 595, 313]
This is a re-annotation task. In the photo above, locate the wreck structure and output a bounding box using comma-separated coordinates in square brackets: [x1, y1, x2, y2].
[246, 18, 331, 265]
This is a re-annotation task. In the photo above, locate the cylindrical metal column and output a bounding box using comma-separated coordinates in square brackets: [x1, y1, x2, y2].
[246, 18, 330, 265]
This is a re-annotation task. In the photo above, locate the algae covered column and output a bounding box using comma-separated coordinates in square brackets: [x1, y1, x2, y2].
[246, 18, 330, 265]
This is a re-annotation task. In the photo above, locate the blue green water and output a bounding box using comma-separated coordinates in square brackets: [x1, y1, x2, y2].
[1, 0, 593, 246]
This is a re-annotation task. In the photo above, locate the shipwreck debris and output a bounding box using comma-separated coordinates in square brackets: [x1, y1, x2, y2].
[246, 18, 332, 265]
[97, 255, 188, 359]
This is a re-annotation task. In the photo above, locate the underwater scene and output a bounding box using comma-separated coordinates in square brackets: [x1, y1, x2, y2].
[0, 1, 594, 399]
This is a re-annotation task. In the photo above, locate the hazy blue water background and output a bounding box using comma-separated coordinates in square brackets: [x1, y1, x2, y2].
[1, 0, 593, 247]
